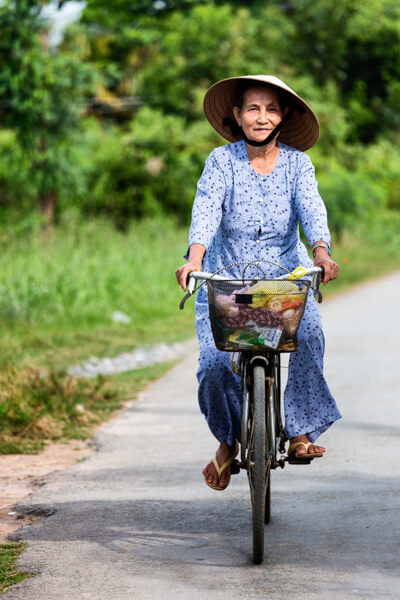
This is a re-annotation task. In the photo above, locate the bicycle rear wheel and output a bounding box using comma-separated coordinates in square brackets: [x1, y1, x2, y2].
[248, 364, 268, 564]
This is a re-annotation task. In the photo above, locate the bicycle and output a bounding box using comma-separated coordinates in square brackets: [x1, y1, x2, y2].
[180, 260, 324, 564]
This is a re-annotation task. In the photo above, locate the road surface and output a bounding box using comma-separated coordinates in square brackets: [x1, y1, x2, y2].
[8, 272, 400, 599]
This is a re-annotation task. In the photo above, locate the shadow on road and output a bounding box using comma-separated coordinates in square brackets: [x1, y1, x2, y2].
[17, 464, 399, 575]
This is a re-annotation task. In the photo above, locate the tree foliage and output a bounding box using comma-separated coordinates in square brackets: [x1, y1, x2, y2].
[289, 0, 400, 140]
[0, 0, 398, 233]
[79, 0, 400, 141]
[0, 0, 94, 222]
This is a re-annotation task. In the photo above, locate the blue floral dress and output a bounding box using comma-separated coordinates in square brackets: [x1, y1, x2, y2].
[188, 140, 341, 445]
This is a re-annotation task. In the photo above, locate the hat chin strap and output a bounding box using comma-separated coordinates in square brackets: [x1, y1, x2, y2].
[239, 109, 294, 147]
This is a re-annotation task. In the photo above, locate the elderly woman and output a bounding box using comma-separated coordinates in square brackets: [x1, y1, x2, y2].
[176, 75, 341, 491]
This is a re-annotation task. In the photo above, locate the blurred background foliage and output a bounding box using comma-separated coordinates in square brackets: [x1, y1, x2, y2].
[0, 0, 398, 236]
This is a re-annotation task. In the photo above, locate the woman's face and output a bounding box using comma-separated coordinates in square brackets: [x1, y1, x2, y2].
[233, 87, 284, 143]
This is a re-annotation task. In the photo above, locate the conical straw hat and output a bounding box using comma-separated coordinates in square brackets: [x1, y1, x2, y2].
[203, 75, 319, 151]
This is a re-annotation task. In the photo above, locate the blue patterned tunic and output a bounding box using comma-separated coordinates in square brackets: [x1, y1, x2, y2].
[188, 140, 341, 445]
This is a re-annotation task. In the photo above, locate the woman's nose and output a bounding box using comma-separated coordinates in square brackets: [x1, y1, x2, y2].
[257, 109, 268, 123]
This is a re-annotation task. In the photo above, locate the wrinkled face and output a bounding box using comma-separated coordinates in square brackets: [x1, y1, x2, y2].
[232, 87, 284, 143]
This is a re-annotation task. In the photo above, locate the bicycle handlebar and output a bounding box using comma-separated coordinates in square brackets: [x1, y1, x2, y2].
[180, 265, 325, 310]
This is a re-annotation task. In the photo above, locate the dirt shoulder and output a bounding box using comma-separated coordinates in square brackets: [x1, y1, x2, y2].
[0, 441, 94, 542]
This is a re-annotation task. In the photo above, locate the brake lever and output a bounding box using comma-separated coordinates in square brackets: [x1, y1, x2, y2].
[179, 275, 198, 310]
[179, 291, 192, 310]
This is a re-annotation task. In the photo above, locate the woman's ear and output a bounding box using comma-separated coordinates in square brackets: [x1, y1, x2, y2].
[232, 106, 241, 126]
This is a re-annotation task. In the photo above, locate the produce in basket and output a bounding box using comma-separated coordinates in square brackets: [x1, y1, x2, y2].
[214, 294, 239, 318]
[281, 307, 302, 336]
[214, 280, 307, 339]
[245, 280, 306, 311]
[214, 285, 250, 318]
[220, 305, 282, 329]
[227, 323, 283, 350]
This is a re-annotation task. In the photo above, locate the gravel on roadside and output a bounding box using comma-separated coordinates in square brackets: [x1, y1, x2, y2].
[67, 338, 197, 378]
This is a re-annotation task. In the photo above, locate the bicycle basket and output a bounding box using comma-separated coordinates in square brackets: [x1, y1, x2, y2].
[207, 278, 311, 352]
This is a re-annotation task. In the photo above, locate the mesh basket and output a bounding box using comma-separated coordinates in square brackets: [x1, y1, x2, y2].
[207, 278, 311, 352]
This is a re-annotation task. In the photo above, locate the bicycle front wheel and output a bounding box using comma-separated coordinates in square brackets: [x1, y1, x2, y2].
[265, 470, 271, 525]
[249, 364, 268, 564]
[265, 373, 276, 524]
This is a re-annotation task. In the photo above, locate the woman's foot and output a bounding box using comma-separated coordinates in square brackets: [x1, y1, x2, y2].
[202, 441, 238, 490]
[288, 434, 325, 458]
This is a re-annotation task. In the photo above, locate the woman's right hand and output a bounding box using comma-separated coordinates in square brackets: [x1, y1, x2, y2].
[175, 261, 202, 291]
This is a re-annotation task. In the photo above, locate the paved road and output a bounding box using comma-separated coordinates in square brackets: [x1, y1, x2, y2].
[9, 273, 400, 600]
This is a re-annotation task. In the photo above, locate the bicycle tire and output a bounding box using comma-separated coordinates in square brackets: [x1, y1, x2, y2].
[249, 364, 268, 564]
[240, 365, 250, 465]
[274, 355, 283, 437]
[265, 470, 271, 524]
[265, 379, 275, 525]
[266, 375, 276, 464]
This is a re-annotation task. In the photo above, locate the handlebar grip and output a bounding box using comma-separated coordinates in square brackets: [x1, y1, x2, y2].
[187, 275, 196, 294]
[315, 266, 324, 304]
[180, 274, 197, 310]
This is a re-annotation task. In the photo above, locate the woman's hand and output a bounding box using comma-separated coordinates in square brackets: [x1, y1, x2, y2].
[175, 260, 202, 291]
[313, 246, 340, 285]
[176, 243, 206, 291]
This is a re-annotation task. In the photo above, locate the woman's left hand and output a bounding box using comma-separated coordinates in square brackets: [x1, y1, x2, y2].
[313, 248, 340, 285]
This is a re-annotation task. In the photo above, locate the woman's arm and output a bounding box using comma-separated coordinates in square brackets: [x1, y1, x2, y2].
[176, 151, 226, 290]
[295, 156, 339, 285]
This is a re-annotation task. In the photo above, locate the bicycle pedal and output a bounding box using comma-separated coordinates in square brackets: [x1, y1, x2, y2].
[230, 459, 241, 474]
[287, 457, 312, 465]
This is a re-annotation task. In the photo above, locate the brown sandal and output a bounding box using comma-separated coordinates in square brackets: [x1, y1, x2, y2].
[288, 441, 324, 460]
[204, 455, 234, 491]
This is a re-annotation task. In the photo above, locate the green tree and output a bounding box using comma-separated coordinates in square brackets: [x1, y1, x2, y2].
[288, 0, 400, 141]
[0, 0, 94, 224]
[76, 2, 294, 120]
[78, 107, 220, 228]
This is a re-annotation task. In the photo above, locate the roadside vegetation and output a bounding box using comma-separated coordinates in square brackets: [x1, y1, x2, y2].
[0, 361, 176, 455]
[0, 217, 188, 455]
[0, 213, 399, 456]
[0, 543, 30, 593]
[0, 217, 193, 371]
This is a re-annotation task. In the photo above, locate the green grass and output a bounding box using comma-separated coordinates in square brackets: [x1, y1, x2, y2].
[0, 216, 194, 370]
[0, 216, 187, 450]
[323, 214, 400, 299]
[0, 543, 31, 593]
[1, 213, 399, 370]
